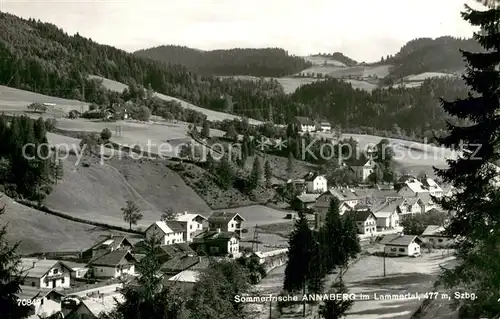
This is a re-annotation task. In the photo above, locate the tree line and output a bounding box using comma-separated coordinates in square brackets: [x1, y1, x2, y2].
[134, 46, 312, 77]
[0, 114, 61, 203]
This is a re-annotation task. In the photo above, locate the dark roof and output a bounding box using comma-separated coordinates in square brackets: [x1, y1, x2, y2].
[351, 210, 375, 222]
[347, 155, 373, 167]
[89, 250, 136, 267]
[160, 243, 195, 257]
[208, 211, 245, 223]
[160, 256, 200, 272]
[86, 235, 132, 252]
[398, 174, 416, 183]
[294, 116, 315, 125]
[164, 220, 187, 232]
[303, 172, 323, 181]
[193, 230, 238, 242]
[380, 234, 421, 246]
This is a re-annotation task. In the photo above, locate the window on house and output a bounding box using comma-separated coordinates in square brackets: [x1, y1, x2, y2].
[399, 248, 405, 252]
[438, 239, 443, 243]
[100, 269, 103, 272]
[390, 248, 397, 252]
[53, 268, 59, 274]
[190, 225, 193, 229]
[61, 278, 65, 284]
[32, 282, 35, 287]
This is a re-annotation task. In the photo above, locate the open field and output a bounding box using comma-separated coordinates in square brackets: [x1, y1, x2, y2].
[0, 193, 141, 254]
[343, 250, 455, 319]
[300, 64, 391, 79]
[0, 85, 90, 115]
[303, 56, 348, 67]
[91, 75, 263, 125]
[44, 155, 211, 229]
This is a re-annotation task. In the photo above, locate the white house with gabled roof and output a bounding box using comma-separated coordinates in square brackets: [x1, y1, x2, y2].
[145, 220, 186, 245]
[18, 258, 72, 289]
[175, 212, 208, 242]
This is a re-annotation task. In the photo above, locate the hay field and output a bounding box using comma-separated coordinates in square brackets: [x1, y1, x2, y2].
[90, 75, 263, 125]
[343, 251, 455, 319]
[0, 193, 139, 254]
[303, 56, 347, 67]
[300, 64, 391, 79]
[0, 85, 90, 115]
[44, 155, 210, 229]
[54, 117, 226, 157]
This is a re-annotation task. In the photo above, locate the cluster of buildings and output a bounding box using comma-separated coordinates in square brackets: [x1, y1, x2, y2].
[15, 211, 248, 319]
[290, 170, 453, 236]
[293, 116, 333, 133]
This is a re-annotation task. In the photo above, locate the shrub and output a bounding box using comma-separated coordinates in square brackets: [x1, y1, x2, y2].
[100, 128, 112, 140]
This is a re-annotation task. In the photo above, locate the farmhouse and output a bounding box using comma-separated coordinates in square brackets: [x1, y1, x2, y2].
[160, 255, 210, 275]
[380, 233, 422, 257]
[64, 297, 122, 319]
[303, 172, 328, 193]
[315, 188, 364, 215]
[398, 196, 425, 215]
[82, 235, 133, 261]
[348, 157, 376, 182]
[320, 122, 332, 132]
[19, 258, 72, 289]
[88, 250, 137, 278]
[293, 193, 321, 211]
[421, 225, 454, 247]
[145, 221, 186, 245]
[372, 199, 402, 230]
[351, 210, 377, 234]
[293, 116, 316, 132]
[175, 212, 208, 242]
[164, 270, 201, 293]
[17, 287, 65, 319]
[192, 229, 240, 257]
[207, 211, 245, 237]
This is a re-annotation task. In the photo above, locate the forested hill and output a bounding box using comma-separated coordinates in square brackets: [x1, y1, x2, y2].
[134, 45, 312, 77]
[311, 52, 358, 66]
[382, 36, 483, 84]
[0, 11, 471, 139]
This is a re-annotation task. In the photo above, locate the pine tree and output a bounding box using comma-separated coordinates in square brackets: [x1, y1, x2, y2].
[264, 160, 273, 188]
[339, 213, 361, 270]
[216, 155, 234, 190]
[106, 236, 187, 319]
[238, 141, 248, 168]
[201, 119, 210, 139]
[287, 152, 294, 180]
[320, 197, 344, 273]
[307, 231, 326, 294]
[318, 281, 354, 319]
[283, 211, 314, 293]
[0, 200, 32, 319]
[249, 156, 262, 190]
[433, 5, 500, 317]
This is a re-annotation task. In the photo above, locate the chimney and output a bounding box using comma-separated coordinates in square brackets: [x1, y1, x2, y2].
[32, 261, 36, 268]
[400, 232, 404, 237]
[184, 211, 188, 215]
[217, 228, 221, 233]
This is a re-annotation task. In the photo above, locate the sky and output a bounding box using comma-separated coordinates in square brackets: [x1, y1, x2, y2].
[0, 0, 486, 62]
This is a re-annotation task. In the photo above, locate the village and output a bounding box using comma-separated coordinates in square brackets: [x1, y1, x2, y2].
[15, 148, 457, 319]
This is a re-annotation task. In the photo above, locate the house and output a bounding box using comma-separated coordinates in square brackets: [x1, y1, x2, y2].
[207, 211, 245, 237]
[64, 296, 124, 319]
[348, 157, 376, 182]
[420, 177, 443, 197]
[17, 287, 65, 318]
[88, 250, 137, 278]
[19, 258, 72, 289]
[351, 210, 377, 234]
[145, 221, 186, 245]
[287, 178, 307, 194]
[192, 229, 241, 257]
[293, 193, 321, 211]
[82, 235, 133, 261]
[397, 178, 428, 196]
[303, 172, 328, 193]
[68, 109, 81, 119]
[380, 233, 422, 257]
[416, 193, 436, 212]
[421, 225, 454, 247]
[133, 241, 196, 264]
[63, 261, 89, 279]
[398, 197, 425, 215]
[161, 255, 210, 275]
[293, 116, 316, 132]
[372, 199, 403, 230]
[175, 212, 208, 242]
[164, 270, 201, 293]
[320, 122, 331, 132]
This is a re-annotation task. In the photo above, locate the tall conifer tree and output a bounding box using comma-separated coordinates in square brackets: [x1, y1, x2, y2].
[434, 5, 500, 317]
